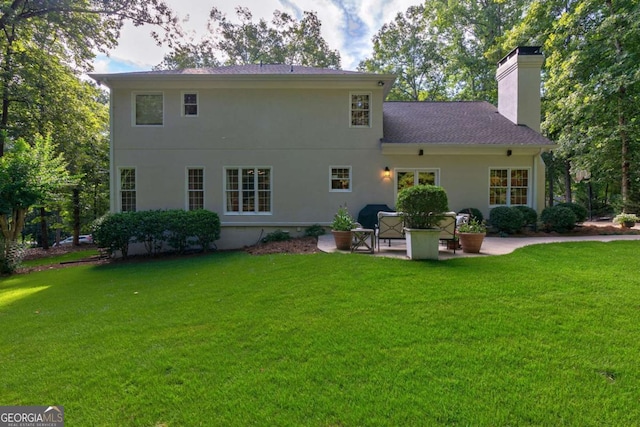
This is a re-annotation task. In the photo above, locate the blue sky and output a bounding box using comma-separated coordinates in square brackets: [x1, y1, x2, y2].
[93, 0, 420, 73]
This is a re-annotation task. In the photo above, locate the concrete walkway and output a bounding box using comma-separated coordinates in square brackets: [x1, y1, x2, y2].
[318, 224, 640, 260]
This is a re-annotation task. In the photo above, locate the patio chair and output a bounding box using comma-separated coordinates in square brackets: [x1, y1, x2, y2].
[376, 211, 405, 250]
[438, 212, 467, 253]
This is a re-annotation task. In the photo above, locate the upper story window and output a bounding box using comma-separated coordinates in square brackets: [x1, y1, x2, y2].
[120, 168, 136, 212]
[134, 92, 163, 126]
[225, 167, 272, 215]
[489, 168, 530, 206]
[350, 92, 371, 127]
[182, 92, 198, 117]
[330, 166, 352, 192]
[187, 168, 204, 210]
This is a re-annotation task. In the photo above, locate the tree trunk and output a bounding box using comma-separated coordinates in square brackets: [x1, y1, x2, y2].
[73, 188, 81, 245]
[564, 160, 572, 203]
[40, 207, 49, 249]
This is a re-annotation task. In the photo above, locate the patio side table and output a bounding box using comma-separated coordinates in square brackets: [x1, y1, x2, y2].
[351, 228, 375, 253]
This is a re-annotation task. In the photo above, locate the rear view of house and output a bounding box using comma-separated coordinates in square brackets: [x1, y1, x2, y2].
[91, 46, 554, 249]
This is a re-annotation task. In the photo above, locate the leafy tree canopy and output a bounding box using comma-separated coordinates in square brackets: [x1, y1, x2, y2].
[156, 7, 341, 70]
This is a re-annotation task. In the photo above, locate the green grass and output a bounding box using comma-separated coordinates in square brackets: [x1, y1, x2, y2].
[2, 242, 640, 426]
[20, 248, 99, 268]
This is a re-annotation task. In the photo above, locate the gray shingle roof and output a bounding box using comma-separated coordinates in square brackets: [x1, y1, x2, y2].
[111, 65, 363, 76]
[383, 101, 554, 146]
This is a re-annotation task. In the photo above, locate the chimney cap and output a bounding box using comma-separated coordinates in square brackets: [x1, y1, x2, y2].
[498, 46, 542, 66]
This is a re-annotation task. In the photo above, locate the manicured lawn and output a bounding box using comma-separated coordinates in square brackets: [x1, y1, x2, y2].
[1, 242, 639, 426]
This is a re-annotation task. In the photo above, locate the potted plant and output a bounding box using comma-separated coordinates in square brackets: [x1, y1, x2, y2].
[457, 218, 487, 253]
[613, 212, 639, 229]
[331, 206, 355, 250]
[396, 184, 449, 260]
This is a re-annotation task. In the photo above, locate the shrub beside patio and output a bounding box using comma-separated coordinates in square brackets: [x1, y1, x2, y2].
[1, 243, 639, 425]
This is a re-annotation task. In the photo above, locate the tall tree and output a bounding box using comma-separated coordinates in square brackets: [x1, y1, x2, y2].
[358, 5, 447, 101]
[156, 7, 341, 70]
[0, 135, 72, 249]
[0, 0, 181, 155]
[503, 0, 640, 210]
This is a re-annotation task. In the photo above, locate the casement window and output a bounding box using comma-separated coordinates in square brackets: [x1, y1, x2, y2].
[396, 169, 439, 194]
[350, 92, 371, 127]
[330, 166, 352, 192]
[225, 167, 272, 214]
[134, 92, 163, 126]
[187, 168, 204, 210]
[182, 92, 198, 117]
[489, 168, 530, 206]
[120, 168, 136, 212]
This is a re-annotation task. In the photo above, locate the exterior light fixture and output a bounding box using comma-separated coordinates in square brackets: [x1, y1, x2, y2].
[384, 167, 391, 178]
[378, 81, 384, 87]
[507, 149, 513, 156]
[418, 149, 424, 156]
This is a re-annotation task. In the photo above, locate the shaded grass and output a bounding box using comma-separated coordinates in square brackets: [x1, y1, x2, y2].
[20, 248, 99, 268]
[1, 242, 640, 426]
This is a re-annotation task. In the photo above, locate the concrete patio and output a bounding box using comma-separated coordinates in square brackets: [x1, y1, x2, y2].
[318, 223, 640, 259]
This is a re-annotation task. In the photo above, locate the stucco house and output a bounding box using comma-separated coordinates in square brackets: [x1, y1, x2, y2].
[90, 46, 555, 249]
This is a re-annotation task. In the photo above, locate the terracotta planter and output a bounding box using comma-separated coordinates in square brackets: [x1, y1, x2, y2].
[332, 230, 352, 250]
[622, 221, 636, 229]
[447, 240, 461, 250]
[459, 232, 485, 253]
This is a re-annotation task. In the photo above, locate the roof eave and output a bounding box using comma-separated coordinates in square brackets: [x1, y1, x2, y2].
[380, 142, 556, 156]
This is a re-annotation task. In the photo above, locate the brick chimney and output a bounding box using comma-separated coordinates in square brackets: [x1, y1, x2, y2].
[496, 46, 544, 132]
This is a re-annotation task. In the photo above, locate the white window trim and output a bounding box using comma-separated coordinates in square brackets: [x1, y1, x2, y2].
[186, 167, 205, 211]
[329, 166, 352, 192]
[132, 91, 164, 127]
[181, 91, 199, 117]
[394, 168, 440, 200]
[118, 167, 137, 212]
[223, 166, 273, 216]
[349, 91, 372, 128]
[488, 167, 532, 208]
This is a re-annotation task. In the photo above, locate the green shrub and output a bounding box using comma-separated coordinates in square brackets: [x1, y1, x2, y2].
[489, 206, 524, 234]
[557, 202, 588, 223]
[93, 209, 221, 257]
[457, 207, 484, 223]
[92, 212, 137, 258]
[396, 184, 449, 229]
[513, 206, 538, 228]
[304, 224, 326, 237]
[331, 206, 355, 231]
[188, 210, 221, 252]
[262, 229, 291, 243]
[540, 206, 577, 232]
[134, 210, 168, 256]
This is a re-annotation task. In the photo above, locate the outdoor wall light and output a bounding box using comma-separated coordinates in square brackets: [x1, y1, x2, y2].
[507, 149, 513, 156]
[378, 80, 385, 86]
[418, 149, 424, 156]
[384, 166, 391, 178]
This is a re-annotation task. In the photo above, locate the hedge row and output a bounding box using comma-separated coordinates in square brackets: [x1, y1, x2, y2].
[487, 203, 586, 234]
[93, 209, 220, 258]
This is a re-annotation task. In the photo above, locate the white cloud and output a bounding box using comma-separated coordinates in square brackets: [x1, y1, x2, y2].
[95, 0, 420, 73]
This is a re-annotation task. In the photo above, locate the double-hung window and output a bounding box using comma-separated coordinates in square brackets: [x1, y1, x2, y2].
[350, 92, 371, 127]
[182, 92, 198, 117]
[330, 166, 351, 192]
[120, 168, 136, 212]
[225, 167, 272, 214]
[489, 168, 530, 206]
[134, 92, 163, 126]
[187, 168, 204, 210]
